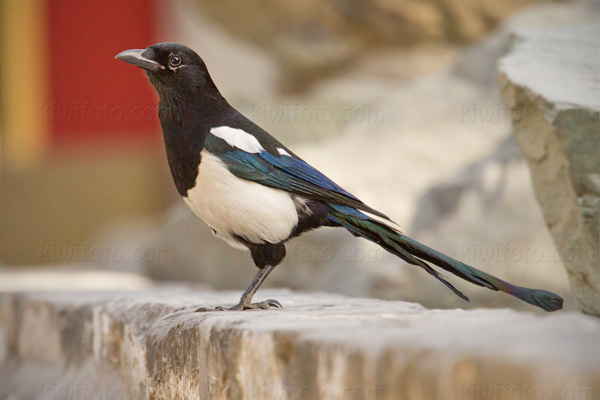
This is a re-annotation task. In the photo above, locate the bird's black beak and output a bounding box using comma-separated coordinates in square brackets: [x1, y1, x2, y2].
[115, 49, 165, 72]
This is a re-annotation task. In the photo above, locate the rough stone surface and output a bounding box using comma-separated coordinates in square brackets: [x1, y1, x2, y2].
[1, 286, 600, 400]
[499, 24, 600, 316]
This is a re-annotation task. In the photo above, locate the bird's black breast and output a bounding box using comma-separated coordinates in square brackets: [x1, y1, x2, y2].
[158, 95, 227, 197]
[161, 120, 205, 197]
[165, 142, 202, 197]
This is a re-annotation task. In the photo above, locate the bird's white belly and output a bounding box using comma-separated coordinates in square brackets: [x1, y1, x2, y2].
[183, 151, 298, 248]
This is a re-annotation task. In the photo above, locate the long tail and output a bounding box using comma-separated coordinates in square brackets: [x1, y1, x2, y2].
[327, 204, 563, 312]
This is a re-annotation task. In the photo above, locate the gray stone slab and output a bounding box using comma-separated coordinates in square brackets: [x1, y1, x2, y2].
[1, 286, 599, 399]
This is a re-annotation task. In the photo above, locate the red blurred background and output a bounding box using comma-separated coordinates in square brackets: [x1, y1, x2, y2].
[1, 0, 174, 264]
[47, 0, 159, 144]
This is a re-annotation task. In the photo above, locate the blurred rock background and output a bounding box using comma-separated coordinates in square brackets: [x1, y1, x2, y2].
[2, 0, 598, 312]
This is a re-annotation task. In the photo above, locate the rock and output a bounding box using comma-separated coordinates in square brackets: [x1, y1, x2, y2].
[406, 135, 574, 310]
[0, 268, 152, 292]
[187, 0, 560, 91]
[410, 136, 522, 237]
[165, 0, 279, 104]
[453, 0, 600, 87]
[499, 24, 600, 316]
[1, 286, 600, 400]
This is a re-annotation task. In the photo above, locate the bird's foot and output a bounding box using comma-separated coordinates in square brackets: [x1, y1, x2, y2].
[195, 298, 282, 312]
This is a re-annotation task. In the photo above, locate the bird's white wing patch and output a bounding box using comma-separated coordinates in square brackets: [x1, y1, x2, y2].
[184, 151, 298, 247]
[210, 126, 265, 153]
[277, 148, 291, 156]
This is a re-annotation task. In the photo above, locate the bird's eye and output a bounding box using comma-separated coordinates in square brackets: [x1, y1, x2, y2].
[169, 55, 181, 68]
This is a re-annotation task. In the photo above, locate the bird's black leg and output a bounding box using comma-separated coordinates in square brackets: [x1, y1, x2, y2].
[195, 264, 282, 312]
[227, 264, 282, 310]
[196, 241, 286, 312]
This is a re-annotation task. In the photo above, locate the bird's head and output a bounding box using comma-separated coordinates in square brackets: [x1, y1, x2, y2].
[115, 43, 217, 99]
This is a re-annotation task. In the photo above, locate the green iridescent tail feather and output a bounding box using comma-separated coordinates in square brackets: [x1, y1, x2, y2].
[327, 204, 563, 312]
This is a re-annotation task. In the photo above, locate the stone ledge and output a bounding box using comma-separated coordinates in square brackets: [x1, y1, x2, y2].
[1, 287, 599, 399]
[498, 23, 600, 316]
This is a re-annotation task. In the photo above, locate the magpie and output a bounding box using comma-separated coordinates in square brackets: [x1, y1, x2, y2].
[115, 43, 563, 312]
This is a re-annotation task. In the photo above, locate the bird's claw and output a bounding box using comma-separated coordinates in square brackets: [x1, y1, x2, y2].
[195, 298, 282, 312]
